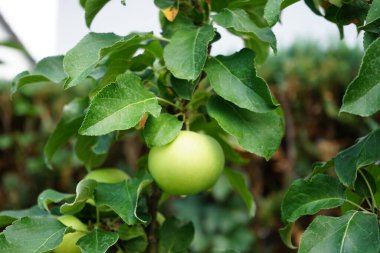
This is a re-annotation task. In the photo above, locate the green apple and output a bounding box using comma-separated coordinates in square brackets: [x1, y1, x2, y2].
[55, 215, 88, 253]
[148, 131, 225, 195]
[85, 168, 130, 183]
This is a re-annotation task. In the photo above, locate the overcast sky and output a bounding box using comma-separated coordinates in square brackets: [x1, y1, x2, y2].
[0, 0, 363, 79]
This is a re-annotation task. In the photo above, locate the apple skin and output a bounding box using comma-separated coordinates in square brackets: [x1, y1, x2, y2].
[55, 215, 88, 253]
[148, 131, 225, 195]
[84, 168, 130, 183]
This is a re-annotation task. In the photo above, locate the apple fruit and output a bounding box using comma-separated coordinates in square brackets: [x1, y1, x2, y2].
[148, 131, 225, 195]
[55, 215, 88, 253]
[84, 168, 130, 183]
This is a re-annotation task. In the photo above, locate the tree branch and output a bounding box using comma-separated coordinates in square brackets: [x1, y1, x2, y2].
[146, 184, 161, 253]
[0, 11, 36, 65]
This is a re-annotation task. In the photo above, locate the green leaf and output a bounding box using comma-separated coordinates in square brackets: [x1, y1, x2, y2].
[205, 48, 277, 113]
[63, 33, 152, 88]
[281, 174, 346, 222]
[264, 0, 284, 26]
[60, 179, 97, 214]
[12, 56, 66, 93]
[118, 225, 147, 252]
[213, 8, 277, 52]
[299, 211, 380, 253]
[79, 73, 161, 136]
[170, 76, 196, 100]
[224, 168, 255, 218]
[354, 169, 377, 198]
[163, 25, 215, 80]
[3, 216, 68, 253]
[75, 135, 108, 170]
[207, 96, 284, 160]
[0, 233, 24, 253]
[85, 0, 110, 28]
[77, 229, 118, 253]
[159, 217, 194, 253]
[358, 0, 380, 32]
[94, 174, 153, 225]
[44, 98, 88, 169]
[335, 129, 380, 187]
[37, 189, 74, 211]
[341, 38, 380, 116]
[279, 223, 297, 250]
[154, 0, 176, 9]
[0, 206, 47, 228]
[143, 113, 183, 147]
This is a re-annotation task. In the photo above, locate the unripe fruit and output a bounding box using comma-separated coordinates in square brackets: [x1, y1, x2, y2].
[148, 131, 225, 195]
[55, 215, 88, 253]
[84, 168, 130, 183]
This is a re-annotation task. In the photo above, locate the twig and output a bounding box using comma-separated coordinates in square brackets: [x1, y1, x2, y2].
[146, 184, 161, 253]
[0, 11, 36, 65]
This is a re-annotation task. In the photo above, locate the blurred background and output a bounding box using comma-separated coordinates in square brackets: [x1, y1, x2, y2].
[0, 1, 371, 252]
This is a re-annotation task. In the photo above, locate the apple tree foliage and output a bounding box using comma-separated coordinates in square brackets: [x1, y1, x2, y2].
[1, 0, 380, 252]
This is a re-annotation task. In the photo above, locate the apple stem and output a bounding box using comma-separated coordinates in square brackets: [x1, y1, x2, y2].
[146, 184, 162, 253]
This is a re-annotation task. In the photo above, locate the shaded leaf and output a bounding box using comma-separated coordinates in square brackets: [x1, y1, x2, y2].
[207, 96, 284, 160]
[205, 48, 277, 113]
[118, 225, 147, 252]
[163, 25, 215, 80]
[341, 38, 380, 116]
[37, 190, 74, 212]
[75, 135, 108, 170]
[170, 76, 196, 100]
[79, 73, 161, 136]
[224, 168, 255, 217]
[299, 211, 380, 253]
[60, 179, 97, 214]
[44, 98, 88, 169]
[281, 174, 346, 222]
[335, 128, 380, 187]
[159, 217, 194, 253]
[78, 229, 118, 253]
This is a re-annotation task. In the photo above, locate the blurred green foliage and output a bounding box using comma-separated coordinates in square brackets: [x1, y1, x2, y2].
[0, 41, 366, 252]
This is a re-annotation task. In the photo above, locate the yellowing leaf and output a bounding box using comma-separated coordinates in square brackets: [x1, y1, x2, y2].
[162, 7, 179, 22]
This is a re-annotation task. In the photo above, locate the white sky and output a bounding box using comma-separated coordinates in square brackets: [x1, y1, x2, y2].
[0, 0, 363, 80]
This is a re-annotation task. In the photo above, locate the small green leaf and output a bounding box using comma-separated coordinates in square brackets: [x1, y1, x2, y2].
[335, 128, 380, 187]
[341, 38, 380, 116]
[12, 56, 66, 93]
[159, 217, 194, 253]
[154, 0, 176, 9]
[37, 189, 74, 212]
[44, 98, 88, 169]
[143, 113, 183, 147]
[75, 135, 108, 170]
[281, 174, 346, 222]
[118, 225, 147, 252]
[94, 174, 153, 225]
[85, 0, 110, 28]
[299, 211, 380, 253]
[170, 76, 196, 100]
[207, 96, 284, 160]
[279, 223, 297, 250]
[213, 8, 277, 52]
[264, 0, 284, 26]
[60, 179, 97, 214]
[79, 73, 161, 136]
[354, 169, 377, 198]
[205, 48, 277, 113]
[163, 25, 215, 80]
[3, 216, 68, 253]
[224, 168, 255, 218]
[77, 229, 119, 253]
[0, 206, 47, 228]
